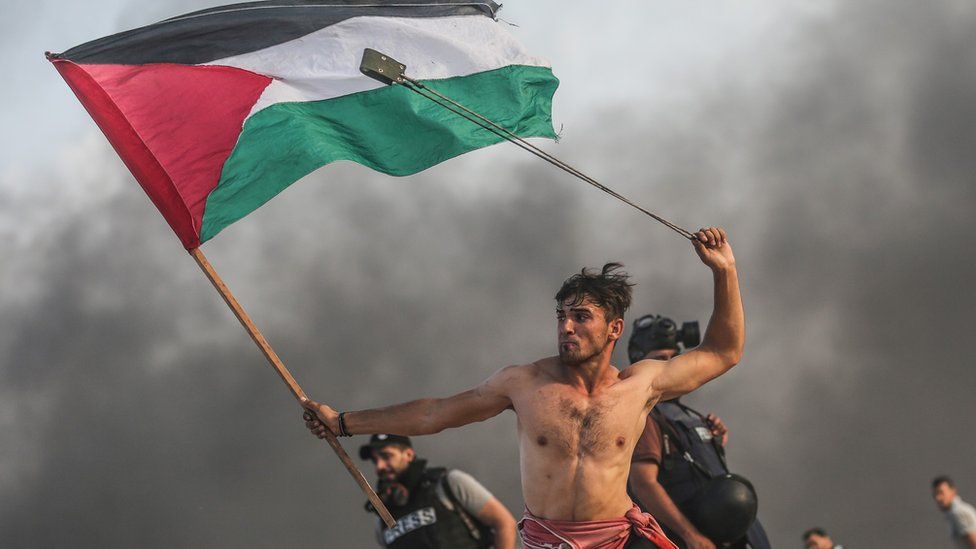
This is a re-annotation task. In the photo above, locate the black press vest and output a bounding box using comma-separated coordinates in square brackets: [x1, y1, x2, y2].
[376, 466, 491, 549]
[654, 400, 728, 505]
[651, 401, 771, 549]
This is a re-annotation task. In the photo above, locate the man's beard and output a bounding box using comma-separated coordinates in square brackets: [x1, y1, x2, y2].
[558, 342, 604, 366]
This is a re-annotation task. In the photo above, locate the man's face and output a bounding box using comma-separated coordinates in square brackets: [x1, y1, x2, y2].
[803, 533, 833, 549]
[370, 445, 415, 482]
[556, 296, 622, 366]
[933, 481, 957, 510]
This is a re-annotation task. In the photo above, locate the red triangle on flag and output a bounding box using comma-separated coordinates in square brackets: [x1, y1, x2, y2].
[53, 60, 271, 249]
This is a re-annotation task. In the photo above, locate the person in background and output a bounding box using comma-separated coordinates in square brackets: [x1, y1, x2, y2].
[328, 432, 517, 549]
[932, 475, 976, 549]
[802, 527, 843, 549]
[627, 314, 770, 549]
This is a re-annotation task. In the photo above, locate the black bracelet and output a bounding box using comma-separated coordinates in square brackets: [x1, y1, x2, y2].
[337, 411, 351, 437]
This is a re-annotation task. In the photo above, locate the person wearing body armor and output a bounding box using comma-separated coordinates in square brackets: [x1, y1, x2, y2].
[354, 433, 517, 549]
[627, 315, 771, 549]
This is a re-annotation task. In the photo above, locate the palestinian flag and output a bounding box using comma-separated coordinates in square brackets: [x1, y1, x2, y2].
[48, 0, 559, 249]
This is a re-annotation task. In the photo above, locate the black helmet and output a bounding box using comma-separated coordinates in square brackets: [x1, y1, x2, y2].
[628, 314, 701, 364]
[689, 473, 758, 543]
[358, 434, 413, 460]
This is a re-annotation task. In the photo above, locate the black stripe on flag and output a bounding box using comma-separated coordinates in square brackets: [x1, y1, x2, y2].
[54, 0, 500, 65]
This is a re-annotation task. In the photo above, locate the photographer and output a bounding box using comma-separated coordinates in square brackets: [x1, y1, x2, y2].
[627, 315, 770, 549]
[314, 430, 517, 549]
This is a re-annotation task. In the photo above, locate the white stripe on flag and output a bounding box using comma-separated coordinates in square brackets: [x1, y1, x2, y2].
[203, 15, 551, 120]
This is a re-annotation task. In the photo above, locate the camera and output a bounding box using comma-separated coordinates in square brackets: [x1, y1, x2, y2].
[627, 314, 701, 363]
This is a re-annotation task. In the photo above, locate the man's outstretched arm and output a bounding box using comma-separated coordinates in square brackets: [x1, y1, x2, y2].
[649, 227, 744, 400]
[302, 366, 517, 437]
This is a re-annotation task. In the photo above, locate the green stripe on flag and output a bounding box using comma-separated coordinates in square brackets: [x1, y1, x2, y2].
[200, 64, 558, 243]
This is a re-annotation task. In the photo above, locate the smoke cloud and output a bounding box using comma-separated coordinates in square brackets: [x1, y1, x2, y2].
[2, 1, 975, 547]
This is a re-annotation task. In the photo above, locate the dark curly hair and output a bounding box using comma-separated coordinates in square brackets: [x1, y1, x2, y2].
[554, 262, 635, 321]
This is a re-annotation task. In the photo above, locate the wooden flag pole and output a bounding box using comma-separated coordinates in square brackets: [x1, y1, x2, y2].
[189, 247, 397, 528]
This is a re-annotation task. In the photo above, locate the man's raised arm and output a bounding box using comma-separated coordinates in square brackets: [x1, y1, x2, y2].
[651, 227, 744, 400]
[301, 366, 517, 438]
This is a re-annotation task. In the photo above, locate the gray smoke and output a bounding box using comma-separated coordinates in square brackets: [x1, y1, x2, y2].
[2, 1, 976, 547]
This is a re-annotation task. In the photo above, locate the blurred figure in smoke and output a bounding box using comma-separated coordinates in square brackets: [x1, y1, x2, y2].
[627, 314, 770, 549]
[932, 475, 976, 549]
[802, 527, 843, 549]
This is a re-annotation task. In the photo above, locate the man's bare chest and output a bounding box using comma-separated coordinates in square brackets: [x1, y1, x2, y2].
[514, 382, 646, 457]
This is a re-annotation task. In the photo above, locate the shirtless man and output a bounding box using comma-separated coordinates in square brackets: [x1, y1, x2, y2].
[303, 227, 742, 549]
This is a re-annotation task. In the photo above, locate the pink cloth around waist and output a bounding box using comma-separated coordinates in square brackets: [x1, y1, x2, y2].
[518, 504, 678, 549]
